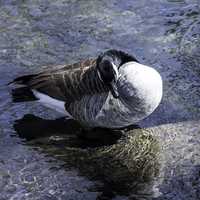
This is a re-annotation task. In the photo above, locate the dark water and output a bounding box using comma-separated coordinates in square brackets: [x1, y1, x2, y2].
[0, 0, 200, 199]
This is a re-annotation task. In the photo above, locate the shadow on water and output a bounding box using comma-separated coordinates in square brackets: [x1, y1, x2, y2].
[14, 114, 124, 148]
[14, 114, 161, 199]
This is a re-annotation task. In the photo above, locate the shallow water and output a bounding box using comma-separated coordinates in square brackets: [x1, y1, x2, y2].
[0, 0, 200, 199]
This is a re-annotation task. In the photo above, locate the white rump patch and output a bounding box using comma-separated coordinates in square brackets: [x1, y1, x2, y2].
[32, 90, 72, 118]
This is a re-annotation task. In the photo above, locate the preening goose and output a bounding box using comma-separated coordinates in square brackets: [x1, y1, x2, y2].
[10, 49, 163, 129]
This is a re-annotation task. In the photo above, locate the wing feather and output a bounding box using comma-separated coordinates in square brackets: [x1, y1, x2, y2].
[10, 59, 108, 105]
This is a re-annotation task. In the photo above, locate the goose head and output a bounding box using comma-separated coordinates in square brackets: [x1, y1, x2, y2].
[97, 49, 138, 98]
[97, 49, 162, 116]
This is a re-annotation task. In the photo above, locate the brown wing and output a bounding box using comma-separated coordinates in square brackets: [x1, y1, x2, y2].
[11, 59, 107, 105]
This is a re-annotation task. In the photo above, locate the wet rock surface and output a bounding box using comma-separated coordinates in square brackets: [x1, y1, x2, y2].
[0, 0, 200, 199]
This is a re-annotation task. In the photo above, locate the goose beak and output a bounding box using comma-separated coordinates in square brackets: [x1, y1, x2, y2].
[109, 80, 119, 98]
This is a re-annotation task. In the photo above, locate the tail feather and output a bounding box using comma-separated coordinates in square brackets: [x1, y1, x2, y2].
[8, 71, 66, 102]
[11, 87, 38, 102]
[8, 74, 37, 85]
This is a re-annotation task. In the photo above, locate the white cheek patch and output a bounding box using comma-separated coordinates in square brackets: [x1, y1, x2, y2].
[111, 63, 119, 79]
[97, 69, 103, 82]
[97, 62, 119, 82]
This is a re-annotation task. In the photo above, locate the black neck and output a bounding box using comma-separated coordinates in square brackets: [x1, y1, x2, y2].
[97, 49, 139, 69]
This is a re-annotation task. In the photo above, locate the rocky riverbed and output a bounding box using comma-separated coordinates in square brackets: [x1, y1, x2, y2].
[0, 0, 200, 199]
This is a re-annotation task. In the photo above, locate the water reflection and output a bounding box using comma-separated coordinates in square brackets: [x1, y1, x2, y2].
[14, 115, 161, 199]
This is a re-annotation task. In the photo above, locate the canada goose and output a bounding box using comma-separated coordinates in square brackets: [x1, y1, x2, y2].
[9, 49, 162, 129]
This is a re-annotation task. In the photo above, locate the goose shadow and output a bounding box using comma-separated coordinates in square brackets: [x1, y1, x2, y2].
[13, 114, 124, 148]
[13, 114, 162, 199]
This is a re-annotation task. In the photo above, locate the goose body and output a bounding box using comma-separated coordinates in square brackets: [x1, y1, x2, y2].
[10, 50, 162, 129]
